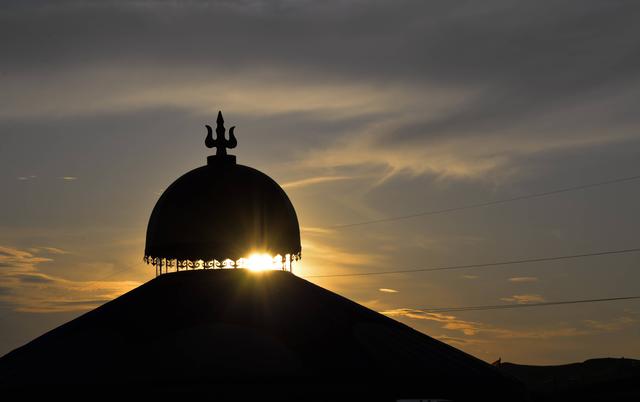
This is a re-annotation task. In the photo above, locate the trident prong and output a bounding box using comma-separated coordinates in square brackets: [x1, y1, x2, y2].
[205, 111, 237, 156]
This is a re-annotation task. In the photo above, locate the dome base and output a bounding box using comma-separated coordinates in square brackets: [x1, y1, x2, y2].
[144, 251, 302, 276]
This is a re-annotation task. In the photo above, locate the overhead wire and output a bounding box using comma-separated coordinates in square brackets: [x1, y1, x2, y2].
[327, 174, 640, 229]
[404, 295, 640, 313]
[3, 176, 640, 321]
[304, 247, 640, 278]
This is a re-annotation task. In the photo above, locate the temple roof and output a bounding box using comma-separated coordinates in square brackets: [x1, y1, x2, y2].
[0, 269, 522, 399]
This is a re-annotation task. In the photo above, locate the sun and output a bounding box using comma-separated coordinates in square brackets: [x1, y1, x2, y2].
[240, 253, 280, 272]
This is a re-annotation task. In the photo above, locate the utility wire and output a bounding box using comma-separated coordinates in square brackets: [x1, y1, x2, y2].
[304, 246, 640, 278]
[327, 174, 640, 229]
[403, 295, 640, 314]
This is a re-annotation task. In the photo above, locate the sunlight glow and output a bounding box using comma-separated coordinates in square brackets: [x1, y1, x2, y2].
[237, 253, 284, 272]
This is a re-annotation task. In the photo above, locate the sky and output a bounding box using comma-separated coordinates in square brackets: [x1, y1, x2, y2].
[1, 0, 640, 364]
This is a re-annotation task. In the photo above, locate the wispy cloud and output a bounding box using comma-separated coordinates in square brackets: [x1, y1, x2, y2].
[583, 316, 637, 332]
[500, 294, 545, 304]
[1, 65, 394, 120]
[433, 334, 489, 347]
[382, 307, 639, 340]
[508, 277, 538, 283]
[2, 1, 638, 189]
[382, 308, 482, 335]
[300, 226, 335, 235]
[281, 175, 353, 189]
[29, 247, 69, 255]
[379, 288, 398, 293]
[301, 239, 383, 268]
[0, 246, 52, 267]
[0, 245, 139, 313]
[301, 118, 631, 183]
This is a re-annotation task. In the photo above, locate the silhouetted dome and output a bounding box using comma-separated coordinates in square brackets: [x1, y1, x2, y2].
[144, 112, 301, 269]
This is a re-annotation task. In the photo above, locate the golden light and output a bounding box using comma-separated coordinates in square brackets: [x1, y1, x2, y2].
[238, 253, 284, 272]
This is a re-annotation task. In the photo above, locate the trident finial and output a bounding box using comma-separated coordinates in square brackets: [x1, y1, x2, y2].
[205, 111, 237, 157]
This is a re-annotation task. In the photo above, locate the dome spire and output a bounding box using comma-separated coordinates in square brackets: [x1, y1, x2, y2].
[144, 111, 301, 276]
[205, 111, 237, 164]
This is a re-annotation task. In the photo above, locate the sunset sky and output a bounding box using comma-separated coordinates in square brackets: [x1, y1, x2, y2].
[2, 1, 640, 364]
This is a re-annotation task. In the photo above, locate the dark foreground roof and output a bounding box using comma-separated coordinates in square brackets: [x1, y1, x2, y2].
[499, 358, 640, 401]
[0, 269, 523, 400]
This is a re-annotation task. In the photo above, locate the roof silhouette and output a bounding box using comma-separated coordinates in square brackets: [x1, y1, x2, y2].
[0, 269, 522, 400]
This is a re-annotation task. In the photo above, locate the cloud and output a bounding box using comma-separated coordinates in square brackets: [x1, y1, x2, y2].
[382, 308, 483, 336]
[40, 247, 69, 255]
[4, 1, 639, 93]
[28, 247, 69, 255]
[301, 239, 383, 268]
[2, 1, 640, 363]
[2, 1, 639, 184]
[300, 116, 632, 183]
[0, 245, 139, 313]
[378, 288, 398, 293]
[490, 326, 591, 340]
[508, 277, 538, 283]
[0, 246, 52, 267]
[382, 307, 639, 341]
[583, 316, 637, 332]
[10, 272, 56, 284]
[500, 294, 545, 304]
[300, 226, 335, 235]
[17, 176, 77, 182]
[0, 66, 396, 120]
[433, 334, 491, 347]
[281, 175, 353, 189]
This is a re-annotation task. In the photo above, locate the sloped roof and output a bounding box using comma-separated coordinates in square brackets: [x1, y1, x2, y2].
[0, 269, 523, 400]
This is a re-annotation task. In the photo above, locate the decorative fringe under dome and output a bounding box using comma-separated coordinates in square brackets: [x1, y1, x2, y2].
[144, 252, 302, 276]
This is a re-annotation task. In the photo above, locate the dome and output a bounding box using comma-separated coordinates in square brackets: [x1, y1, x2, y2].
[144, 112, 301, 273]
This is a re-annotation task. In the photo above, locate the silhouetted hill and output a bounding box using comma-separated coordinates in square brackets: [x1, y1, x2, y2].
[0, 269, 522, 400]
[498, 357, 640, 401]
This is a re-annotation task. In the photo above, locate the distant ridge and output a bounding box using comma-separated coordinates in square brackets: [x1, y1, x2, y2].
[498, 357, 640, 401]
[0, 269, 522, 400]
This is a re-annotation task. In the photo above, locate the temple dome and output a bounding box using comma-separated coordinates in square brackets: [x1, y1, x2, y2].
[144, 112, 301, 271]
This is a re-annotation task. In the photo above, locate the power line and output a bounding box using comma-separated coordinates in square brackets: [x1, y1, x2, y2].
[304, 246, 640, 278]
[404, 295, 640, 313]
[328, 173, 640, 229]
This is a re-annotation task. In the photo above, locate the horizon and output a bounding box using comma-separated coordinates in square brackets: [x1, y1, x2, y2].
[1, 1, 640, 365]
